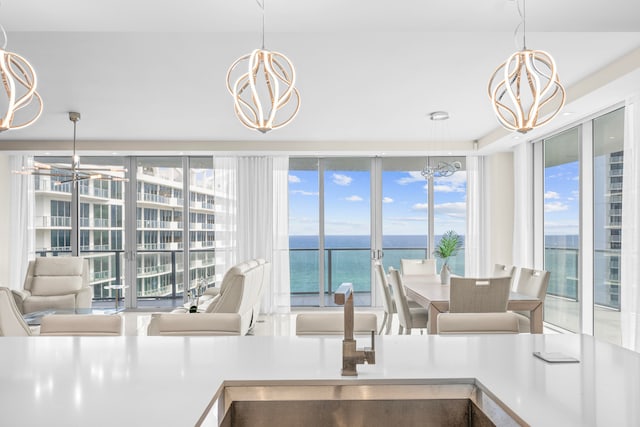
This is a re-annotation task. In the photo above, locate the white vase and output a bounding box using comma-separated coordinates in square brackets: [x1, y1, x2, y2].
[440, 264, 450, 285]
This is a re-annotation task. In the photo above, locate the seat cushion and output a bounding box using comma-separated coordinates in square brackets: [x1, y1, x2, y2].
[23, 294, 76, 314]
[40, 314, 122, 336]
[147, 313, 242, 336]
[296, 313, 378, 336]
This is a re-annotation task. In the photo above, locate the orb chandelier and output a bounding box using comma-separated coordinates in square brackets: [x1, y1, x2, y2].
[488, 0, 565, 134]
[0, 25, 43, 132]
[14, 112, 128, 185]
[226, 0, 300, 133]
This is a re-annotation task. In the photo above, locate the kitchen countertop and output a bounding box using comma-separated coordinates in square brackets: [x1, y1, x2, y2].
[0, 333, 638, 426]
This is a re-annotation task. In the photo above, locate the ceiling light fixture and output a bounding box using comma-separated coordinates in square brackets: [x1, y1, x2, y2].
[0, 23, 42, 131]
[226, 0, 300, 133]
[488, 0, 565, 133]
[421, 158, 461, 180]
[14, 112, 128, 185]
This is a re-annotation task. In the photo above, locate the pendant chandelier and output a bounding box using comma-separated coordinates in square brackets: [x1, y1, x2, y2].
[14, 112, 128, 185]
[488, 0, 565, 134]
[421, 158, 461, 180]
[226, 0, 300, 133]
[0, 24, 43, 132]
[420, 112, 461, 180]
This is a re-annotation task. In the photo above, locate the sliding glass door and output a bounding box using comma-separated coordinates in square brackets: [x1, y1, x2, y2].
[288, 156, 467, 308]
[543, 127, 581, 333]
[323, 158, 372, 307]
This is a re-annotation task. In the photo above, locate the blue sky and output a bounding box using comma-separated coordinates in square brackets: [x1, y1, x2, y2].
[288, 168, 467, 236]
[544, 161, 579, 235]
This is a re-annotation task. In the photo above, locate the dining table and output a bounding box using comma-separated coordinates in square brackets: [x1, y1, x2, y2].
[402, 274, 543, 334]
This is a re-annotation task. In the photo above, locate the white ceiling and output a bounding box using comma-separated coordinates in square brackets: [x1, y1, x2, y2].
[0, 0, 639, 155]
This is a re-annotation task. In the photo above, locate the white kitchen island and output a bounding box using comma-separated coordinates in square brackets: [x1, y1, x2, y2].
[0, 333, 638, 426]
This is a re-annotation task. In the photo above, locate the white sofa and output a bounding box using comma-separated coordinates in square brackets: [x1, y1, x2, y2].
[12, 257, 92, 314]
[174, 259, 269, 335]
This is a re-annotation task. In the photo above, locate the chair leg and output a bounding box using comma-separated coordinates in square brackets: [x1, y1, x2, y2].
[398, 325, 403, 334]
[378, 312, 388, 335]
[405, 328, 412, 335]
[385, 314, 393, 335]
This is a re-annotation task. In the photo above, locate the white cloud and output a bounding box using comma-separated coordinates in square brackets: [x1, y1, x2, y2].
[345, 195, 363, 202]
[288, 174, 301, 183]
[412, 203, 429, 210]
[396, 171, 424, 185]
[382, 197, 393, 204]
[434, 202, 466, 217]
[291, 190, 319, 196]
[433, 172, 466, 193]
[545, 201, 569, 212]
[332, 173, 352, 186]
[544, 191, 560, 200]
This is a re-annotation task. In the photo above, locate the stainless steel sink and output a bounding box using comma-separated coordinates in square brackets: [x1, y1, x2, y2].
[199, 380, 526, 427]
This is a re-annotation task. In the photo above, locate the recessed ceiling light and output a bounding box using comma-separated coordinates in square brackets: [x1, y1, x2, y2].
[608, 136, 616, 140]
[561, 111, 575, 116]
[447, 152, 453, 155]
[429, 111, 449, 121]
[512, 135, 521, 140]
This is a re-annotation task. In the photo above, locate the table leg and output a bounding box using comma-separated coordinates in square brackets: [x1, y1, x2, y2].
[530, 303, 543, 334]
[114, 289, 120, 310]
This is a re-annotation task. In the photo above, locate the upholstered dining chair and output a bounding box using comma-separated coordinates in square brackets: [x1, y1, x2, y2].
[0, 287, 32, 336]
[400, 259, 437, 276]
[449, 277, 512, 313]
[493, 263, 516, 287]
[511, 268, 550, 332]
[387, 268, 428, 335]
[295, 312, 378, 336]
[437, 312, 520, 334]
[374, 262, 423, 334]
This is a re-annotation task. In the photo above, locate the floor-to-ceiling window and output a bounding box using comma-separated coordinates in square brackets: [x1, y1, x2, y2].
[289, 156, 467, 307]
[593, 108, 624, 344]
[539, 106, 625, 345]
[288, 158, 320, 306]
[543, 127, 581, 333]
[32, 155, 221, 309]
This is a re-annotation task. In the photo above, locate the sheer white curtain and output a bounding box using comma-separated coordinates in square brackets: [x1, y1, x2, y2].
[214, 156, 290, 313]
[512, 143, 534, 268]
[621, 94, 640, 352]
[213, 157, 238, 285]
[9, 155, 35, 289]
[465, 156, 490, 277]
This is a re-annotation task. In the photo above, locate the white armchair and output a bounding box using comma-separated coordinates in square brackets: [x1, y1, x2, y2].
[12, 257, 92, 314]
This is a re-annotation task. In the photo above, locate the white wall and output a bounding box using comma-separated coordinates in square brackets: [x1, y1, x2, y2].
[0, 153, 10, 287]
[486, 151, 514, 268]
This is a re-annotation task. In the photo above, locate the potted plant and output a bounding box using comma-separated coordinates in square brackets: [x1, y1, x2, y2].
[433, 230, 462, 285]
